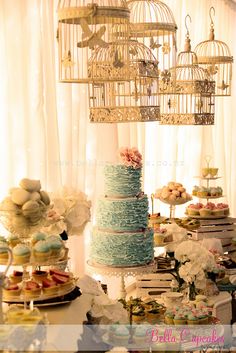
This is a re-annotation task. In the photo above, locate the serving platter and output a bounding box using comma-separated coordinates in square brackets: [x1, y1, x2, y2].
[3, 279, 78, 304]
[185, 213, 227, 220]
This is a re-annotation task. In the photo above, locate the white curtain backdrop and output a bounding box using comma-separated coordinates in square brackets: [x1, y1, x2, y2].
[0, 0, 236, 276]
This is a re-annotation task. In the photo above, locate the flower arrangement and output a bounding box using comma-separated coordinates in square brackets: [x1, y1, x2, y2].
[119, 147, 142, 169]
[42, 187, 91, 236]
[172, 240, 218, 299]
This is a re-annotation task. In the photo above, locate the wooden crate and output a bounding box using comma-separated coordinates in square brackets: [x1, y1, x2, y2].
[136, 273, 173, 297]
[188, 217, 236, 252]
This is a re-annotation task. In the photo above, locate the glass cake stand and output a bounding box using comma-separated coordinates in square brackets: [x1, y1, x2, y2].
[87, 260, 155, 299]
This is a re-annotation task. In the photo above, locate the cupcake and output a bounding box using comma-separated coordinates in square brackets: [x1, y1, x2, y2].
[109, 324, 119, 341]
[113, 326, 130, 345]
[0, 242, 11, 264]
[196, 311, 209, 324]
[187, 313, 199, 325]
[22, 280, 41, 298]
[3, 283, 21, 299]
[42, 278, 58, 295]
[33, 240, 51, 262]
[197, 187, 208, 198]
[31, 232, 46, 245]
[32, 270, 48, 282]
[51, 273, 73, 291]
[9, 270, 23, 284]
[46, 238, 63, 257]
[7, 234, 20, 248]
[134, 325, 148, 345]
[164, 310, 174, 325]
[154, 229, 167, 246]
[217, 203, 229, 216]
[145, 301, 164, 320]
[187, 203, 203, 216]
[199, 202, 216, 217]
[173, 313, 186, 325]
[13, 244, 31, 265]
[192, 186, 200, 196]
[132, 307, 146, 322]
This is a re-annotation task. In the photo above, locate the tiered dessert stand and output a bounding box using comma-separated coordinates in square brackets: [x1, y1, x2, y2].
[87, 260, 155, 299]
[0, 215, 77, 308]
[192, 176, 225, 217]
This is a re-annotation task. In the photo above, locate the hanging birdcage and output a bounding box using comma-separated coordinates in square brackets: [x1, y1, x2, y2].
[127, 0, 177, 84]
[160, 15, 215, 125]
[194, 7, 233, 97]
[57, 0, 130, 83]
[88, 39, 160, 122]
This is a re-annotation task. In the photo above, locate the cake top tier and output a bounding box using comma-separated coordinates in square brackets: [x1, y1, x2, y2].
[104, 164, 142, 197]
[104, 147, 143, 198]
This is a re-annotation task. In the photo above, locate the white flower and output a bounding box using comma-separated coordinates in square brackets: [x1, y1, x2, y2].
[174, 239, 217, 291]
[42, 187, 91, 236]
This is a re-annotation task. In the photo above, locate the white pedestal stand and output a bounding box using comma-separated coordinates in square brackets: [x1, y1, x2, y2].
[87, 261, 155, 299]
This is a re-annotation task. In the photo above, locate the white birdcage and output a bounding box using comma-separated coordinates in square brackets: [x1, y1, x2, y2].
[57, 0, 130, 83]
[88, 39, 160, 122]
[195, 7, 233, 97]
[160, 16, 215, 125]
[127, 0, 177, 82]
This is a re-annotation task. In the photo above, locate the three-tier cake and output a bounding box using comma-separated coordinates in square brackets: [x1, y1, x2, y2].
[90, 148, 154, 267]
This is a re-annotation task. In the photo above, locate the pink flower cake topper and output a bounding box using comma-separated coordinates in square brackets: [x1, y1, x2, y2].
[118, 147, 142, 169]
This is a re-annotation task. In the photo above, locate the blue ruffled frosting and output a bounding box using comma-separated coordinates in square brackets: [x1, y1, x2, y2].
[104, 165, 141, 197]
[96, 195, 149, 232]
[91, 228, 154, 266]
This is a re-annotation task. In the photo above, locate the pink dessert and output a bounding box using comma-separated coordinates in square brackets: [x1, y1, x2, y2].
[23, 280, 41, 297]
[42, 278, 58, 295]
[216, 203, 229, 216]
[187, 203, 204, 216]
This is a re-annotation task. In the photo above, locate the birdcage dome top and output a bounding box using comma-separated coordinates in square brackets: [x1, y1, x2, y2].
[88, 40, 159, 80]
[171, 65, 210, 82]
[58, 0, 130, 24]
[127, 0, 177, 37]
[195, 39, 233, 64]
[89, 39, 158, 63]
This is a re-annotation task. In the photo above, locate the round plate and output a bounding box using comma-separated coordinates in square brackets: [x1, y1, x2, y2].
[193, 195, 224, 199]
[185, 212, 227, 220]
[194, 176, 222, 180]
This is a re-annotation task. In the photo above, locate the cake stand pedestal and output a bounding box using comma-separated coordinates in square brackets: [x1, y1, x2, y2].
[0, 247, 13, 324]
[87, 261, 155, 299]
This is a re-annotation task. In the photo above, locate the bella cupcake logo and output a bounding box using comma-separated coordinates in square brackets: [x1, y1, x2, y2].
[146, 326, 224, 348]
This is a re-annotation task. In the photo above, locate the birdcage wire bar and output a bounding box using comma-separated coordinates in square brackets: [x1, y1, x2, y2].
[88, 39, 160, 122]
[57, 0, 130, 83]
[160, 15, 215, 125]
[194, 7, 233, 97]
[127, 0, 177, 82]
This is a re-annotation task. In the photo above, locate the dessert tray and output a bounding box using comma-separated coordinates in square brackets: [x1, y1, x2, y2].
[193, 195, 225, 200]
[185, 213, 227, 220]
[3, 278, 78, 305]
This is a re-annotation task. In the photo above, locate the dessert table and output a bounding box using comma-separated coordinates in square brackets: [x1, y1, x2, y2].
[2, 293, 94, 352]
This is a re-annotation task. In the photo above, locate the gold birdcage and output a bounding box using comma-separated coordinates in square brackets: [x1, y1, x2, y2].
[88, 39, 160, 122]
[127, 0, 177, 82]
[160, 16, 215, 125]
[194, 7, 233, 97]
[57, 0, 130, 83]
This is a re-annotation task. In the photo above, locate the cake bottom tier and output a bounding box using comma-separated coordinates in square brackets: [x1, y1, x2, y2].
[90, 228, 154, 267]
